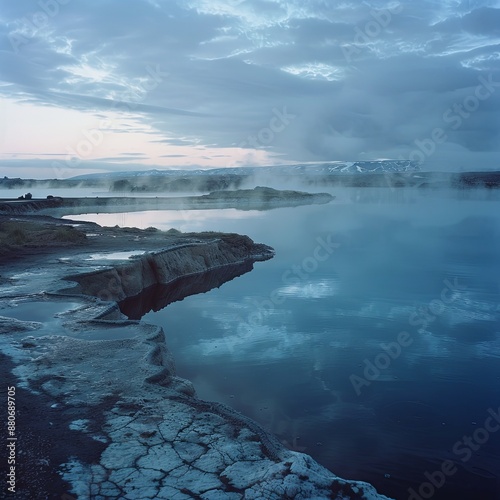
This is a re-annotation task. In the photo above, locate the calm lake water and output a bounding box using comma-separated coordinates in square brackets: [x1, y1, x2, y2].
[67, 188, 500, 499]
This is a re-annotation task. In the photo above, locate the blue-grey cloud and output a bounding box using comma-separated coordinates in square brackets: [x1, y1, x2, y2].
[0, 0, 499, 172]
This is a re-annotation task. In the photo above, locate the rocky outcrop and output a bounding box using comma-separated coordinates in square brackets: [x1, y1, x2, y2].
[62, 234, 273, 304]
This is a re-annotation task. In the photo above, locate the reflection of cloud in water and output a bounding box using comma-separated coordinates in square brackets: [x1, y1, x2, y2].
[411, 331, 454, 359]
[65, 208, 264, 230]
[444, 297, 499, 326]
[314, 401, 376, 424]
[86, 251, 146, 260]
[278, 279, 338, 299]
[475, 335, 500, 358]
[187, 275, 500, 370]
[406, 323, 499, 364]
[331, 290, 498, 331]
[386, 305, 415, 320]
[192, 320, 311, 362]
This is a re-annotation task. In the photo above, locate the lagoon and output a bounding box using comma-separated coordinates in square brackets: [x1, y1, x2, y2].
[68, 187, 500, 499]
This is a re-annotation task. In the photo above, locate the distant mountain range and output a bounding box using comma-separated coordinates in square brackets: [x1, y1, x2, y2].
[2, 162, 500, 192]
[69, 160, 420, 180]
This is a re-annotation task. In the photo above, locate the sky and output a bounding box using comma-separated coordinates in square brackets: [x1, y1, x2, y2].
[0, 0, 500, 178]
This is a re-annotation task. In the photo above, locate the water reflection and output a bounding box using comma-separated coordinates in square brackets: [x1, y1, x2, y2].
[278, 279, 339, 299]
[86, 251, 146, 261]
[119, 260, 255, 320]
[0, 300, 81, 324]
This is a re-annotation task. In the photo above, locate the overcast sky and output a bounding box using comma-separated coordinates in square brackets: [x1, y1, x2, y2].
[1, 0, 500, 178]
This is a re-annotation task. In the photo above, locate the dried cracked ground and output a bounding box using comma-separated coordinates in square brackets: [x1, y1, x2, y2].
[2, 321, 389, 499]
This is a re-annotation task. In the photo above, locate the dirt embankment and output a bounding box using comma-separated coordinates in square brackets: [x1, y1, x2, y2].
[62, 233, 273, 303]
[0, 217, 87, 261]
[0, 197, 64, 214]
[0, 214, 273, 263]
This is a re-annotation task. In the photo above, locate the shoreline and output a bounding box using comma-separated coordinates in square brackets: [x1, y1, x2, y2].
[0, 214, 391, 499]
[0, 187, 334, 217]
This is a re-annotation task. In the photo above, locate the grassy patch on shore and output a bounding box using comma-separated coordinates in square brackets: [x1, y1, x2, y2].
[0, 220, 86, 260]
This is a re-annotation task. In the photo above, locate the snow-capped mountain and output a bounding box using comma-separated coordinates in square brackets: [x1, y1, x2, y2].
[70, 160, 420, 180]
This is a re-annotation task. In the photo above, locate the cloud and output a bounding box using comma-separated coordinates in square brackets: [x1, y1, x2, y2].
[462, 6, 500, 35]
[0, 0, 499, 174]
